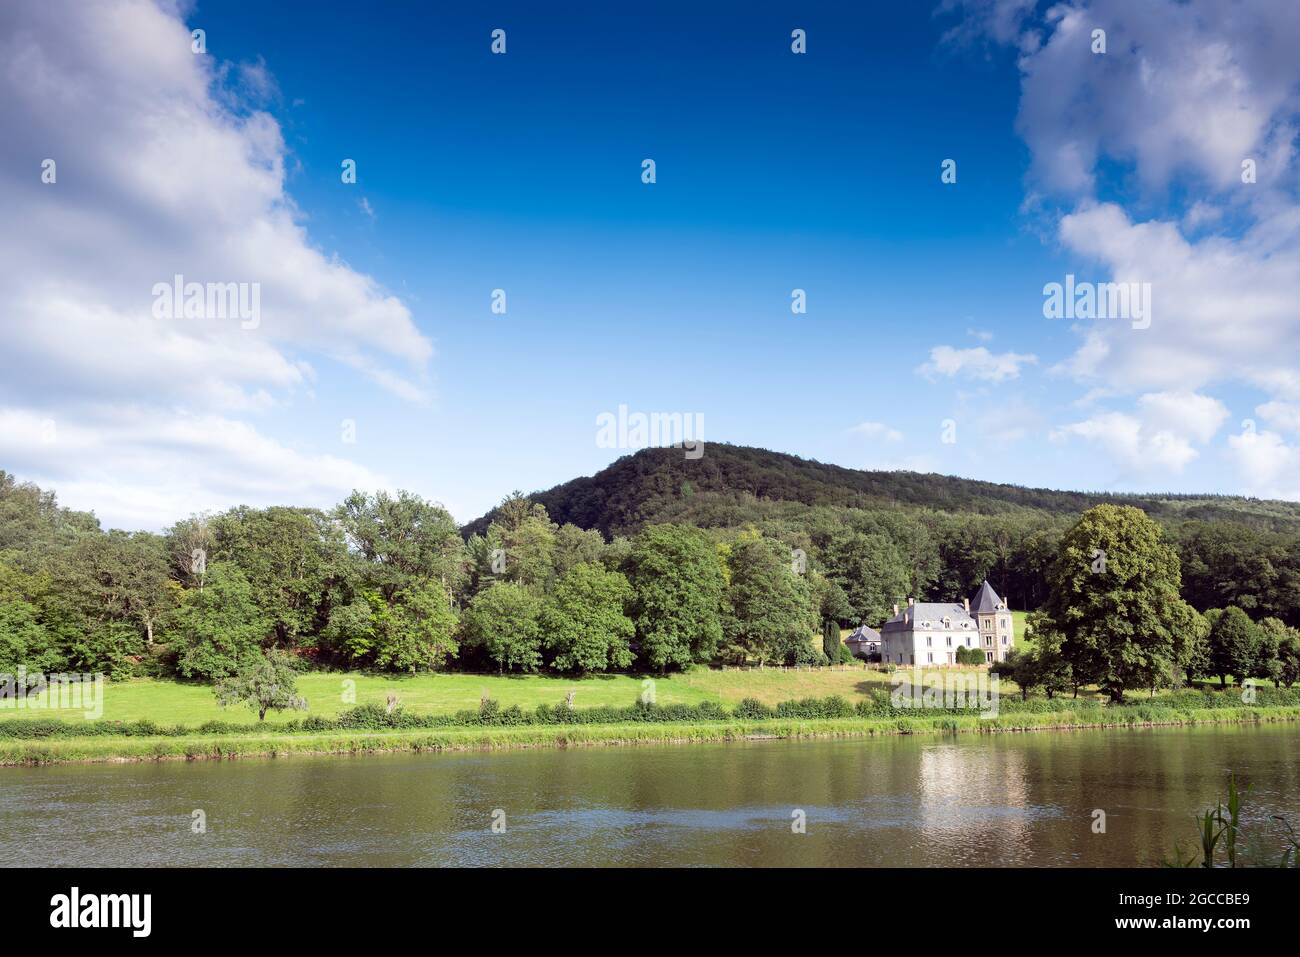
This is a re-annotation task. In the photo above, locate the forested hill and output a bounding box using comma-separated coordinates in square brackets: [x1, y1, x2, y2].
[463, 443, 1300, 538]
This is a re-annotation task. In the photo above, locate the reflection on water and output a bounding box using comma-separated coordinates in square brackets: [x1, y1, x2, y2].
[2, 723, 1297, 867]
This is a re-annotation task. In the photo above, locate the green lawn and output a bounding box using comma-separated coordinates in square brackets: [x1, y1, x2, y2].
[2, 665, 923, 727]
[0, 610, 1041, 728]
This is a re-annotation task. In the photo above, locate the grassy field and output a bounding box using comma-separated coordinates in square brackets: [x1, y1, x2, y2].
[0, 604, 1043, 728]
[0, 666, 924, 726]
[0, 613, 1050, 728]
[1012, 609, 1030, 641]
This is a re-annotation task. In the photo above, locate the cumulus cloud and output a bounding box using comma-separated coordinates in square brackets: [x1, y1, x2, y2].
[1050, 391, 1229, 475]
[1228, 427, 1300, 501]
[1048, 201, 1300, 397]
[0, 406, 388, 531]
[917, 345, 1038, 383]
[0, 0, 430, 527]
[1256, 401, 1300, 436]
[1003, 0, 1300, 198]
[944, 0, 1300, 497]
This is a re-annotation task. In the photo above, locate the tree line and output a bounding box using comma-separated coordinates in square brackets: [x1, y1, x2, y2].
[996, 505, 1300, 702]
[0, 474, 849, 680]
[1, 470, 1296, 689]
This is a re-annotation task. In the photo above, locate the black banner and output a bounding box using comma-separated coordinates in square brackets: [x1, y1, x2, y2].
[5, 867, 1284, 941]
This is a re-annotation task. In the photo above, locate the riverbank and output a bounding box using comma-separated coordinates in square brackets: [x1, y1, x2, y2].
[5, 702, 1299, 766]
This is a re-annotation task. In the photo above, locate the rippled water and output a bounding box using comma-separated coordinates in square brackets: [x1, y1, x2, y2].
[3, 723, 1297, 866]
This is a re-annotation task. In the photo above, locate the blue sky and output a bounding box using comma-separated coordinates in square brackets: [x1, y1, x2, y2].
[2, 0, 1298, 528]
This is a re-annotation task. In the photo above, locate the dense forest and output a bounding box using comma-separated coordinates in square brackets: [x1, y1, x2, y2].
[467, 444, 1300, 621]
[2, 442, 1298, 688]
[464, 443, 1300, 536]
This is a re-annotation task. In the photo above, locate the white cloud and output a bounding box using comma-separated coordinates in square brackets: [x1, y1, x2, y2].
[1228, 427, 1300, 501]
[0, 406, 388, 530]
[989, 1, 1300, 405]
[917, 345, 1038, 383]
[1256, 401, 1300, 436]
[1135, 391, 1230, 445]
[1049, 202, 1300, 397]
[1050, 391, 1228, 475]
[937, 0, 1037, 48]
[0, 0, 429, 527]
[1007, 0, 1300, 198]
[848, 421, 904, 443]
[942, 0, 1300, 496]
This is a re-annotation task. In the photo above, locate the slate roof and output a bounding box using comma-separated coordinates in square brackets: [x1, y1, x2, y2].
[971, 580, 1005, 613]
[881, 603, 975, 632]
[847, 625, 881, 642]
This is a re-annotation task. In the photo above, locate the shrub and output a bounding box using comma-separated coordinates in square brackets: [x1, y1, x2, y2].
[734, 697, 775, 720]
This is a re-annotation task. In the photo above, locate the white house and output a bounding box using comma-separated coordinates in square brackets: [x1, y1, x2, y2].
[879, 580, 1014, 665]
[844, 625, 882, 659]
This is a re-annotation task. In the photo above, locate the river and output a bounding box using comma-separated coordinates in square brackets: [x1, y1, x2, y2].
[3, 723, 1298, 866]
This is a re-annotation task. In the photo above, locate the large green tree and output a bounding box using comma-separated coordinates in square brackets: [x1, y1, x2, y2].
[553, 524, 609, 578]
[1207, 607, 1267, 687]
[327, 583, 459, 672]
[724, 536, 817, 666]
[335, 490, 464, 600]
[211, 506, 347, 648]
[541, 563, 634, 673]
[460, 581, 544, 673]
[822, 530, 910, 626]
[476, 494, 558, 591]
[1276, 629, 1300, 688]
[1038, 505, 1200, 702]
[625, 524, 725, 671]
[173, 562, 270, 679]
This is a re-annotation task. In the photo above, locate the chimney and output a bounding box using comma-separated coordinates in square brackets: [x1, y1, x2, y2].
[892, 603, 899, 616]
[908, 597, 914, 607]
[964, 597, 970, 613]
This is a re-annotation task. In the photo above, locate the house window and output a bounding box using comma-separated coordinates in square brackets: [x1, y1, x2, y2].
[1002, 636, 1008, 645]
[909, 654, 914, 665]
[926, 636, 932, 647]
[927, 653, 933, 663]
[985, 637, 992, 646]
[945, 636, 952, 647]
[985, 651, 993, 662]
